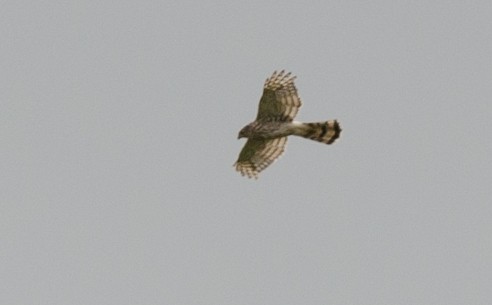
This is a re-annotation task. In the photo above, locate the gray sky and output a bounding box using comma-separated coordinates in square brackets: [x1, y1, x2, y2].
[2, 1, 492, 304]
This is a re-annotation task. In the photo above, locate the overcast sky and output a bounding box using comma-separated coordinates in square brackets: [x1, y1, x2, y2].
[2, 1, 492, 304]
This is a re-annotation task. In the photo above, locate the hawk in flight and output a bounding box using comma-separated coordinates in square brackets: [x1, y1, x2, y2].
[234, 70, 341, 179]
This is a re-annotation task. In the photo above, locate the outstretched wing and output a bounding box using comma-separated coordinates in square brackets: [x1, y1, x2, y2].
[256, 70, 302, 122]
[234, 137, 288, 179]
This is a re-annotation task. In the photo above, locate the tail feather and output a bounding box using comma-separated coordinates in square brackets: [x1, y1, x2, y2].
[300, 120, 341, 144]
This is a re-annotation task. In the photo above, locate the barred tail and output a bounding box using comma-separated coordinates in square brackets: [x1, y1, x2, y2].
[299, 120, 341, 144]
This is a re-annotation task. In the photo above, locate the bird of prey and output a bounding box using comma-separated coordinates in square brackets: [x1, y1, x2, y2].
[234, 70, 341, 179]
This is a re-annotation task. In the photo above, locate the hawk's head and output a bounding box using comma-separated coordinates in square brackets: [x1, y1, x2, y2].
[238, 124, 253, 139]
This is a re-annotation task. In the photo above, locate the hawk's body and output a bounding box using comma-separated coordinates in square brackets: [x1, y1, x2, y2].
[235, 70, 341, 179]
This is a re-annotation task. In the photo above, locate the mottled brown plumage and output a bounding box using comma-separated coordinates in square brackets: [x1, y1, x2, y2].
[235, 70, 341, 179]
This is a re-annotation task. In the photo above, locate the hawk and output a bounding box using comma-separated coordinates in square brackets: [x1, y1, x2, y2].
[234, 70, 341, 179]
